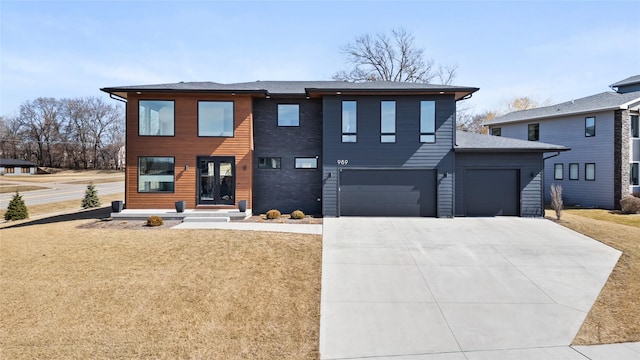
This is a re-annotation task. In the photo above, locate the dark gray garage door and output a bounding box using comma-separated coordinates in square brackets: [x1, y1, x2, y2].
[339, 169, 436, 217]
[465, 169, 519, 216]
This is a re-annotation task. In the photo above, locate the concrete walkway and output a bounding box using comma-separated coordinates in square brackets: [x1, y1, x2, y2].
[172, 221, 322, 234]
[320, 217, 634, 359]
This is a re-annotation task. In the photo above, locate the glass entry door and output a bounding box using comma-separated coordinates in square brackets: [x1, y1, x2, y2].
[197, 156, 235, 205]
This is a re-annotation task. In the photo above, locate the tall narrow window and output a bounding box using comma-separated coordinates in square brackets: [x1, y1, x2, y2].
[631, 115, 639, 138]
[569, 163, 579, 180]
[278, 104, 299, 126]
[554, 163, 563, 180]
[491, 127, 502, 136]
[380, 101, 396, 143]
[139, 100, 174, 136]
[631, 163, 639, 186]
[342, 101, 357, 142]
[420, 101, 436, 143]
[585, 163, 596, 181]
[585, 116, 596, 137]
[528, 123, 539, 141]
[198, 101, 234, 137]
[138, 157, 174, 192]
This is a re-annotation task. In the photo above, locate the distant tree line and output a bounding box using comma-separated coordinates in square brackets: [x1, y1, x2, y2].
[0, 97, 124, 169]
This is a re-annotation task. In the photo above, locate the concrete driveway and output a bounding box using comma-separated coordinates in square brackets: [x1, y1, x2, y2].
[320, 217, 625, 359]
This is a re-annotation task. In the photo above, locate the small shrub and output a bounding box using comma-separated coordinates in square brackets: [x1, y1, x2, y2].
[4, 191, 28, 220]
[146, 216, 164, 227]
[290, 210, 305, 219]
[81, 182, 101, 209]
[550, 184, 563, 220]
[265, 209, 281, 219]
[620, 195, 640, 214]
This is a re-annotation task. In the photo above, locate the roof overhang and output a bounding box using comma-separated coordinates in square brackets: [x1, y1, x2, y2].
[454, 147, 570, 153]
[100, 88, 268, 100]
[305, 87, 479, 100]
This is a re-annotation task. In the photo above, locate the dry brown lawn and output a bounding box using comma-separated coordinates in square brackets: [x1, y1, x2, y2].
[4, 170, 124, 184]
[546, 209, 640, 345]
[0, 213, 322, 359]
[0, 184, 49, 193]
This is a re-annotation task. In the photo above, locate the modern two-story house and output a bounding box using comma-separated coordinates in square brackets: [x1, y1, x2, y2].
[488, 75, 640, 209]
[101, 80, 568, 217]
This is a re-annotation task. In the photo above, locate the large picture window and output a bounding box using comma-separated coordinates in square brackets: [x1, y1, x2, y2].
[380, 101, 396, 143]
[199, 101, 234, 137]
[528, 123, 539, 141]
[585, 117, 596, 137]
[342, 101, 357, 142]
[138, 157, 174, 192]
[278, 104, 299, 126]
[139, 100, 174, 136]
[420, 101, 436, 143]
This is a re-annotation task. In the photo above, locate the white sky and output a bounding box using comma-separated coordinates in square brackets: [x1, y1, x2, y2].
[1, 0, 639, 116]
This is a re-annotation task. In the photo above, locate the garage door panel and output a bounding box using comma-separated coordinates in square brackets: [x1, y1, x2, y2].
[465, 169, 519, 216]
[339, 169, 436, 217]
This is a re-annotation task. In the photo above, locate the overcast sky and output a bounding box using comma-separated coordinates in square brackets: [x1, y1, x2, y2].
[1, 0, 639, 117]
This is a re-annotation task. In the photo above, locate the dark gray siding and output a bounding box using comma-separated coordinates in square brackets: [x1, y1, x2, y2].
[322, 95, 456, 217]
[253, 98, 323, 215]
[455, 153, 544, 217]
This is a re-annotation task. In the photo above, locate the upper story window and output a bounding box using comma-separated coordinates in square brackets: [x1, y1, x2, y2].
[295, 157, 318, 169]
[380, 101, 396, 143]
[585, 163, 596, 181]
[258, 157, 281, 169]
[631, 163, 639, 186]
[585, 116, 596, 137]
[528, 123, 539, 141]
[554, 163, 563, 180]
[631, 115, 639, 138]
[139, 100, 174, 136]
[198, 101, 234, 137]
[342, 101, 357, 143]
[491, 128, 502, 136]
[569, 163, 579, 180]
[138, 157, 174, 192]
[278, 104, 299, 126]
[420, 101, 436, 143]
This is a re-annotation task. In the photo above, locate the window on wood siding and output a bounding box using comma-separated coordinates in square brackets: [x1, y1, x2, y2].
[380, 101, 396, 143]
[585, 163, 596, 181]
[198, 101, 234, 137]
[420, 101, 436, 143]
[585, 117, 596, 137]
[138, 157, 174, 192]
[569, 163, 579, 180]
[139, 100, 174, 136]
[528, 123, 539, 141]
[554, 163, 563, 180]
[342, 101, 357, 142]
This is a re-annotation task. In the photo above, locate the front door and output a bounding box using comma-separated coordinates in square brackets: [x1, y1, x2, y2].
[198, 156, 235, 205]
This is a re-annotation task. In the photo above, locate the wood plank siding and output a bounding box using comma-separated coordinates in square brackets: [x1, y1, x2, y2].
[125, 93, 253, 209]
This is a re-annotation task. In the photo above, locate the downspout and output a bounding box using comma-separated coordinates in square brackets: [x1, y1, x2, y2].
[541, 151, 562, 216]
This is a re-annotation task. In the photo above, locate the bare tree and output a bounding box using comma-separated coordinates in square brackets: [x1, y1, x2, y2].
[333, 28, 457, 84]
[18, 98, 63, 167]
[457, 109, 495, 134]
[502, 96, 551, 113]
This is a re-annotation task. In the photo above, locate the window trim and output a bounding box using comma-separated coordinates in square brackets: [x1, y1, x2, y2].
[554, 163, 563, 180]
[569, 163, 579, 180]
[585, 116, 596, 137]
[138, 156, 175, 193]
[380, 100, 396, 143]
[342, 100, 357, 143]
[277, 104, 300, 127]
[585, 163, 596, 181]
[197, 100, 235, 138]
[294, 157, 318, 169]
[138, 99, 175, 137]
[420, 100, 436, 143]
[528, 123, 539, 141]
[631, 162, 639, 186]
[257, 157, 281, 169]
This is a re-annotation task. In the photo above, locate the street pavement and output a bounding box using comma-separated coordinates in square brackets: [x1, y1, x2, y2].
[0, 180, 124, 208]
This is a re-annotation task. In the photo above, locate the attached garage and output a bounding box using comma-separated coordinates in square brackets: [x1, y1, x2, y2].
[464, 169, 520, 216]
[339, 169, 437, 217]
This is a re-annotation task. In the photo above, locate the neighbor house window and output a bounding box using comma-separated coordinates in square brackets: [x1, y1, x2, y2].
[569, 163, 579, 180]
[631, 115, 639, 138]
[5, 166, 14, 174]
[585, 116, 596, 137]
[21, 167, 30, 174]
[491, 127, 502, 136]
[631, 163, 639, 186]
[258, 157, 281, 169]
[342, 101, 357, 142]
[138, 157, 174, 192]
[554, 163, 563, 180]
[139, 100, 174, 136]
[295, 157, 318, 169]
[380, 101, 396, 143]
[528, 123, 539, 141]
[278, 104, 299, 126]
[420, 101, 436, 143]
[585, 163, 596, 181]
[198, 101, 234, 137]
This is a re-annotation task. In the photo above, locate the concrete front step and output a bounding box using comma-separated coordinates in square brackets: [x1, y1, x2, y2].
[182, 216, 230, 223]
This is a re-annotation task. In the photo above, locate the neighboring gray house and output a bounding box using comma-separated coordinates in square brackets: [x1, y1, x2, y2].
[0, 159, 37, 175]
[488, 75, 640, 209]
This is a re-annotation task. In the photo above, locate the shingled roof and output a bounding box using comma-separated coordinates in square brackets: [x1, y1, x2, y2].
[610, 75, 640, 88]
[455, 131, 569, 153]
[0, 159, 37, 166]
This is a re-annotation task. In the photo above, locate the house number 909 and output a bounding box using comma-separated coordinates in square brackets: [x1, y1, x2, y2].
[336, 159, 349, 165]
